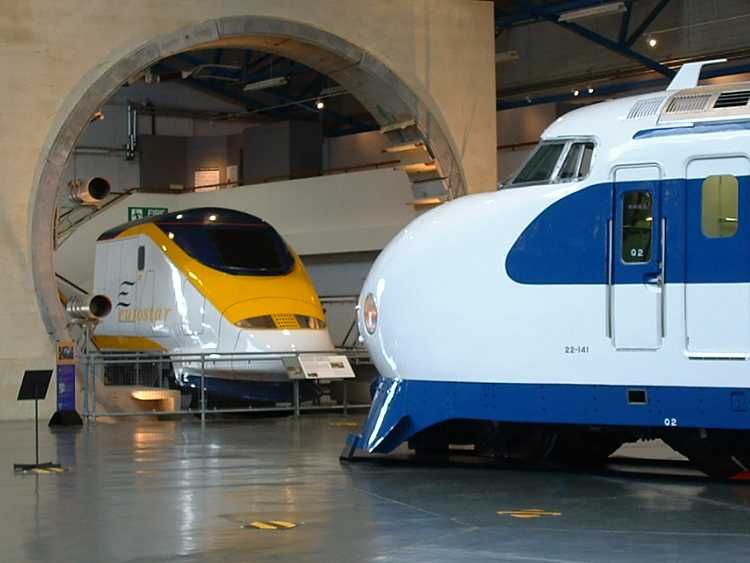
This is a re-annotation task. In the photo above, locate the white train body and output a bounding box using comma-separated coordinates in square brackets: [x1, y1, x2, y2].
[347, 62, 750, 477]
[92, 208, 334, 403]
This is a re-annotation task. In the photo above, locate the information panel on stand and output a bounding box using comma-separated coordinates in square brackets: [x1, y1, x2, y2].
[286, 355, 355, 380]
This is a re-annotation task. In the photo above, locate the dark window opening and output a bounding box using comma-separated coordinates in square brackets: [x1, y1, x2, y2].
[137, 245, 145, 271]
[158, 222, 294, 276]
[628, 389, 647, 405]
[558, 142, 595, 181]
[512, 142, 565, 185]
[622, 191, 653, 263]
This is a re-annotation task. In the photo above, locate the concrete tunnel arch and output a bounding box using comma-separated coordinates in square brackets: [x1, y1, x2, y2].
[30, 15, 467, 340]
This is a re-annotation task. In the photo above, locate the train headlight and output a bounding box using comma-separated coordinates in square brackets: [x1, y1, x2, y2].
[363, 293, 378, 335]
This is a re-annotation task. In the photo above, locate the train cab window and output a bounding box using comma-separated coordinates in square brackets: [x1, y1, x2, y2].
[622, 191, 653, 263]
[511, 142, 565, 185]
[137, 245, 145, 271]
[702, 175, 739, 238]
[558, 142, 595, 181]
[158, 221, 294, 276]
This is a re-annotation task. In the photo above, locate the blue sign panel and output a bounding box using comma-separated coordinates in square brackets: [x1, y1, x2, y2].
[56, 364, 76, 411]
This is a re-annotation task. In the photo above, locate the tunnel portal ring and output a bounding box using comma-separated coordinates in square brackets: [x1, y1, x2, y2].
[30, 16, 466, 338]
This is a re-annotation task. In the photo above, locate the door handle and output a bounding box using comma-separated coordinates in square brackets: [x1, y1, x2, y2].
[644, 273, 662, 287]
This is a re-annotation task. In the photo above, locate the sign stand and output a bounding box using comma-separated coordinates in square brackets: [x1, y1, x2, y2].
[49, 340, 83, 426]
[14, 370, 61, 472]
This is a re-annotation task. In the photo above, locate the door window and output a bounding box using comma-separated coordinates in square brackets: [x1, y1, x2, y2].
[137, 245, 145, 271]
[622, 191, 653, 263]
[702, 175, 739, 238]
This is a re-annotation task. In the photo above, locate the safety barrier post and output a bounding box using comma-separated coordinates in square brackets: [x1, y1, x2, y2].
[293, 380, 300, 418]
[91, 357, 97, 423]
[81, 355, 88, 419]
[200, 354, 206, 427]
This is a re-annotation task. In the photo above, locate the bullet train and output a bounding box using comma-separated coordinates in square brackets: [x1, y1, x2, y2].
[344, 60, 750, 478]
[92, 207, 337, 405]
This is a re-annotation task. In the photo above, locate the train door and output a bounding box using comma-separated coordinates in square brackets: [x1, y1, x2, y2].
[135, 239, 155, 337]
[685, 157, 750, 356]
[611, 165, 663, 350]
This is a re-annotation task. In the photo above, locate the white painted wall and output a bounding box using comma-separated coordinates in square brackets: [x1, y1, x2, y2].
[56, 168, 415, 294]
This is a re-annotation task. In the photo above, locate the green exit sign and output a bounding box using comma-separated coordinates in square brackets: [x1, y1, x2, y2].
[128, 207, 167, 221]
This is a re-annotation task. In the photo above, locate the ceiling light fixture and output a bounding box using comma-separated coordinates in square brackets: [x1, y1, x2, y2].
[559, 1, 627, 22]
[648, 36, 658, 48]
[319, 85, 346, 97]
[315, 99, 325, 110]
[573, 89, 580, 96]
[242, 76, 288, 92]
[495, 50, 520, 64]
[588, 87, 594, 94]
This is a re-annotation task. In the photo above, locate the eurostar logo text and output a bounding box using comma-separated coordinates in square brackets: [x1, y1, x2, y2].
[118, 308, 171, 323]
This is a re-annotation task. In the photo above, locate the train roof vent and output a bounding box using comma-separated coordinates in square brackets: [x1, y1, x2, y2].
[627, 96, 665, 119]
[664, 93, 712, 114]
[713, 90, 750, 109]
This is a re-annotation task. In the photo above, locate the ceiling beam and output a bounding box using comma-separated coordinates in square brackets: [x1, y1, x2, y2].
[496, 0, 633, 30]
[618, 1, 633, 44]
[553, 17, 674, 77]
[625, 0, 671, 47]
[497, 61, 750, 110]
[508, 1, 674, 78]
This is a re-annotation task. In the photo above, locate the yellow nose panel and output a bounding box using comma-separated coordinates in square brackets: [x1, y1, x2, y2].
[272, 313, 301, 329]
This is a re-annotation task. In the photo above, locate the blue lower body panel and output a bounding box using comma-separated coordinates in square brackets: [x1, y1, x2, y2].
[346, 378, 750, 454]
[183, 375, 320, 405]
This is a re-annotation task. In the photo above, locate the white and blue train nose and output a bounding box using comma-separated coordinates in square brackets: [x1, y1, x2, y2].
[349, 191, 535, 455]
[357, 188, 545, 383]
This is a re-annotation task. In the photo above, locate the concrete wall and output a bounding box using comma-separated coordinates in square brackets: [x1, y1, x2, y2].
[0, 1, 495, 419]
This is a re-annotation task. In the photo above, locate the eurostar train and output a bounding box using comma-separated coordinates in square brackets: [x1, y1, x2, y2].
[345, 60, 750, 478]
[92, 207, 335, 404]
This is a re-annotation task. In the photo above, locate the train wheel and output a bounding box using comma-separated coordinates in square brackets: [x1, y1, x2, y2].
[548, 431, 623, 466]
[483, 424, 557, 464]
[665, 430, 750, 479]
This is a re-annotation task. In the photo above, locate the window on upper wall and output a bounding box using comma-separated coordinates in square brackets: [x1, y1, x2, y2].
[558, 142, 595, 181]
[137, 245, 145, 271]
[622, 191, 653, 263]
[702, 175, 739, 238]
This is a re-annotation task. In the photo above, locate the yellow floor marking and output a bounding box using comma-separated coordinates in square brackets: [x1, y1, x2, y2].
[245, 520, 298, 530]
[248, 521, 278, 530]
[330, 421, 360, 428]
[497, 509, 562, 519]
[268, 520, 297, 529]
[30, 467, 66, 475]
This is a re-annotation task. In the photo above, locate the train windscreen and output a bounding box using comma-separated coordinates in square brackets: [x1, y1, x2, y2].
[158, 221, 295, 276]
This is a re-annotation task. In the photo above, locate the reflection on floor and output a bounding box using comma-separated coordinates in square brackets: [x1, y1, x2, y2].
[1, 416, 749, 563]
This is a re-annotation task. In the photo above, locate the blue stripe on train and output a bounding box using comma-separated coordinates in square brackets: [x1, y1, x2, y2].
[505, 176, 750, 284]
[182, 375, 320, 404]
[348, 378, 750, 454]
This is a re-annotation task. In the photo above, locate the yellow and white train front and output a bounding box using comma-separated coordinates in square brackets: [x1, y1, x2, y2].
[92, 208, 334, 390]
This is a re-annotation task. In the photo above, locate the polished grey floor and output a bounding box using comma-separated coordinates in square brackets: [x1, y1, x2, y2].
[2, 416, 750, 562]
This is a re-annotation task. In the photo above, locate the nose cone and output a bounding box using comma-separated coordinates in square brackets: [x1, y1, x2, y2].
[359, 192, 510, 381]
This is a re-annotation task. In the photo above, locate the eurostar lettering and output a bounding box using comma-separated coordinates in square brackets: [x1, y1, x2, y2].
[118, 308, 171, 323]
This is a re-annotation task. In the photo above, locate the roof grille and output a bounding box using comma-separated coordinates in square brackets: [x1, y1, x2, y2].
[714, 90, 750, 109]
[627, 97, 665, 119]
[665, 93, 712, 114]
